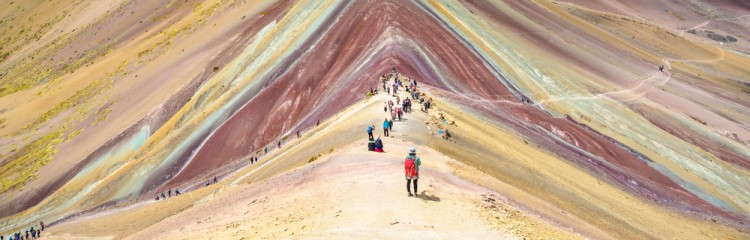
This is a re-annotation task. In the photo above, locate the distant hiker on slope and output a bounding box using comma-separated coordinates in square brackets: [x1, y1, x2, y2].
[367, 125, 374, 139]
[383, 118, 390, 137]
[405, 147, 421, 197]
[368, 136, 376, 151]
[375, 136, 384, 152]
[389, 118, 394, 132]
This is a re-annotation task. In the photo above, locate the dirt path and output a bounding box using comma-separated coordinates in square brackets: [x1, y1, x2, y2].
[41, 79, 582, 239]
[125, 141, 521, 239]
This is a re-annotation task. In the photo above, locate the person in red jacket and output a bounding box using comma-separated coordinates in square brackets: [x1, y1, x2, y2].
[404, 147, 421, 197]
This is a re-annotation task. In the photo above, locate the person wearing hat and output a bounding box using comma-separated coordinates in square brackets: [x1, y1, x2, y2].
[374, 137, 384, 152]
[367, 124, 375, 139]
[404, 147, 422, 197]
[383, 118, 390, 137]
[368, 135, 376, 151]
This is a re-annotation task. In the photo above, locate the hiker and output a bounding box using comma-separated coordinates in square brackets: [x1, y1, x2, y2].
[278, 141, 281, 148]
[161, 192, 166, 199]
[443, 129, 452, 140]
[397, 107, 403, 121]
[388, 118, 394, 132]
[317, 120, 320, 126]
[156, 195, 160, 201]
[175, 188, 181, 195]
[168, 189, 172, 197]
[205, 179, 210, 186]
[384, 102, 388, 112]
[659, 65, 664, 72]
[367, 124, 374, 139]
[40, 222, 44, 231]
[374, 137, 384, 152]
[383, 118, 390, 137]
[214, 176, 218, 184]
[396, 96, 400, 105]
[404, 147, 421, 197]
[297, 130, 300, 138]
[264, 147, 268, 155]
[391, 109, 397, 122]
[368, 136, 376, 151]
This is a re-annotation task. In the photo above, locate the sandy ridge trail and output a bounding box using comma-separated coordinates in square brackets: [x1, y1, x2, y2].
[41, 85, 582, 239]
[127, 141, 518, 239]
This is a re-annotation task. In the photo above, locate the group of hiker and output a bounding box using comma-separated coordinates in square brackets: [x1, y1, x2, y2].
[206, 176, 218, 187]
[368, 67, 423, 197]
[1, 221, 44, 240]
[154, 121, 309, 202]
[155, 187, 182, 201]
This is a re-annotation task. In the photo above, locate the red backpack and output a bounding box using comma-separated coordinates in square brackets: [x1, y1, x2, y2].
[405, 157, 416, 178]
